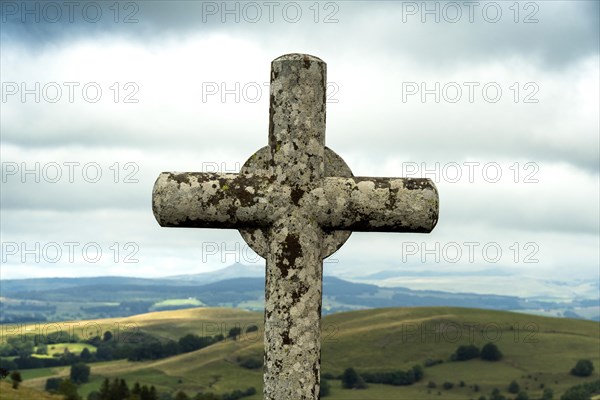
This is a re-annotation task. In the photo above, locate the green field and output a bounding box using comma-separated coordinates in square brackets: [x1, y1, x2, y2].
[152, 298, 204, 308]
[9, 306, 600, 400]
[20, 367, 59, 381]
[34, 343, 97, 358]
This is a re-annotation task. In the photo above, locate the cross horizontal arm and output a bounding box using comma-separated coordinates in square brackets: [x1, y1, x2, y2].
[152, 172, 273, 229]
[314, 176, 439, 233]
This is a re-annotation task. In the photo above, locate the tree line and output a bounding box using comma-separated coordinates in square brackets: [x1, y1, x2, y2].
[0, 326, 248, 371]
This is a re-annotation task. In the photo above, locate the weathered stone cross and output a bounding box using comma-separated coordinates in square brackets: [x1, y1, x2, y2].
[152, 54, 439, 399]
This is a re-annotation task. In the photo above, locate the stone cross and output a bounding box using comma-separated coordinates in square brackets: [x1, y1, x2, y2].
[152, 53, 439, 400]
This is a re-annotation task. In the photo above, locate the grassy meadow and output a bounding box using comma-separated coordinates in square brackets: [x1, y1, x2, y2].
[2, 306, 599, 399]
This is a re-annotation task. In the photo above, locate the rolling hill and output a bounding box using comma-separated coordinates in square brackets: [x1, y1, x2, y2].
[10, 306, 600, 400]
[0, 380, 63, 400]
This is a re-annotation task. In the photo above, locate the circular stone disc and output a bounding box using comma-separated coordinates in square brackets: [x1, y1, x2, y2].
[238, 146, 353, 259]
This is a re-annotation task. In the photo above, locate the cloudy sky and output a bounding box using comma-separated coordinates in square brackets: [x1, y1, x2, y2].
[1, 1, 598, 299]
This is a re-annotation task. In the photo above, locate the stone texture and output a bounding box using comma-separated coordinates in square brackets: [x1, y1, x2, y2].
[152, 53, 439, 400]
[239, 146, 353, 259]
[263, 54, 327, 400]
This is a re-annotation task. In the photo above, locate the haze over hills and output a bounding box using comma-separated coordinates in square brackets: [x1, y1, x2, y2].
[166, 262, 265, 284]
[165, 262, 600, 302]
[1, 264, 598, 323]
[351, 267, 600, 303]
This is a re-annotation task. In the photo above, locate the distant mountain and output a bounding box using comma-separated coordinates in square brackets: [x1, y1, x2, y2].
[356, 268, 511, 280]
[1, 264, 598, 323]
[352, 268, 600, 303]
[166, 262, 264, 284]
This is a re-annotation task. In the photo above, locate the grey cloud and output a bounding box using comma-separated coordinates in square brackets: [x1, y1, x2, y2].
[2, 1, 598, 69]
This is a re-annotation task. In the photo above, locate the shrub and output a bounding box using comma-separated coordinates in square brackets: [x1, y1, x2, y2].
[560, 380, 600, 400]
[515, 391, 529, 400]
[178, 334, 211, 354]
[238, 357, 262, 369]
[10, 371, 21, 389]
[481, 342, 503, 361]
[102, 331, 113, 342]
[245, 325, 258, 333]
[58, 379, 81, 400]
[228, 327, 242, 340]
[443, 381, 454, 390]
[322, 372, 335, 380]
[452, 345, 480, 361]
[560, 386, 588, 400]
[425, 358, 444, 367]
[427, 381, 437, 388]
[412, 365, 424, 381]
[80, 348, 92, 361]
[570, 360, 594, 377]
[341, 368, 367, 389]
[360, 366, 422, 386]
[45, 377, 63, 392]
[70, 362, 91, 384]
[508, 380, 520, 394]
[174, 391, 189, 400]
[541, 387, 553, 400]
[490, 388, 507, 400]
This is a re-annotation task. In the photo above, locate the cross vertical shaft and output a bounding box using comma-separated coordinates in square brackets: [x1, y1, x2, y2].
[264, 55, 327, 399]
